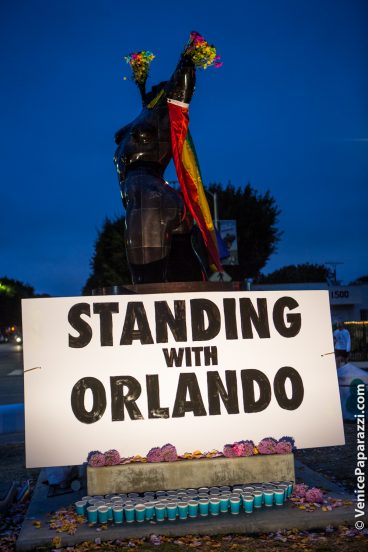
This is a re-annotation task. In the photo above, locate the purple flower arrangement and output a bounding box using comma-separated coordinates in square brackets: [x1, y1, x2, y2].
[87, 449, 121, 467]
[88, 451, 106, 467]
[104, 449, 121, 466]
[292, 483, 324, 504]
[87, 436, 296, 466]
[224, 440, 255, 457]
[257, 437, 278, 455]
[146, 447, 164, 463]
[305, 487, 324, 504]
[146, 443, 178, 463]
[161, 443, 178, 462]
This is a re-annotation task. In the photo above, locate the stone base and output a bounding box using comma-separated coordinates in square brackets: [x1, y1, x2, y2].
[87, 454, 295, 495]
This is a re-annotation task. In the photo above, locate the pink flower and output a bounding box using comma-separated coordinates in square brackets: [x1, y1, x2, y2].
[292, 483, 309, 498]
[104, 449, 121, 466]
[279, 436, 296, 449]
[232, 440, 254, 457]
[275, 440, 293, 454]
[305, 487, 324, 503]
[223, 444, 236, 458]
[161, 443, 178, 462]
[88, 452, 106, 467]
[257, 437, 277, 455]
[147, 447, 164, 463]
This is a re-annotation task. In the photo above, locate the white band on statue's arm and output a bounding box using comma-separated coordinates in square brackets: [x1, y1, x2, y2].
[167, 98, 189, 108]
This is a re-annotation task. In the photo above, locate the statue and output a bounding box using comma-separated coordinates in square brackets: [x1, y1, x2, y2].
[114, 32, 223, 284]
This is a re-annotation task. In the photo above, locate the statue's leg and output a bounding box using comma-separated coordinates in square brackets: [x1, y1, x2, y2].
[123, 169, 183, 283]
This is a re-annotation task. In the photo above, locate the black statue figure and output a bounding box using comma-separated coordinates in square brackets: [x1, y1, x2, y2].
[114, 35, 221, 284]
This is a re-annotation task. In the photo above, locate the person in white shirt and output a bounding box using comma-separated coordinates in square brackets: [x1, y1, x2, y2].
[333, 322, 351, 365]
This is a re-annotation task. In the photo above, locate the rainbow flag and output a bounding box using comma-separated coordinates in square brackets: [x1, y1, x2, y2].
[167, 99, 223, 272]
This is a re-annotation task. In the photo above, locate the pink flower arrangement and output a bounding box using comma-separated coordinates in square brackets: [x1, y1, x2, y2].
[161, 443, 178, 462]
[233, 440, 255, 457]
[104, 449, 121, 466]
[146, 447, 164, 463]
[305, 487, 324, 504]
[257, 437, 278, 455]
[292, 483, 309, 498]
[88, 452, 106, 467]
[223, 444, 236, 458]
[275, 440, 293, 454]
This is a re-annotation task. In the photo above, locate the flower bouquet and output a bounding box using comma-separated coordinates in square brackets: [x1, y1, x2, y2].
[124, 50, 155, 85]
[183, 31, 222, 69]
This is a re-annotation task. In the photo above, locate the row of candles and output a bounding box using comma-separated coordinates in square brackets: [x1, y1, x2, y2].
[76, 481, 294, 524]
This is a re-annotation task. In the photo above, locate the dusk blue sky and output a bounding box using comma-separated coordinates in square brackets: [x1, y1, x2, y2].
[1, 0, 367, 296]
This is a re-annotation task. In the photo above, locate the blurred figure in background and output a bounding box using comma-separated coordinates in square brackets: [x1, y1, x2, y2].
[334, 321, 351, 366]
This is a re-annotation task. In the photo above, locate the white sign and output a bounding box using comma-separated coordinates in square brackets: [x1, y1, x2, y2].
[22, 291, 344, 467]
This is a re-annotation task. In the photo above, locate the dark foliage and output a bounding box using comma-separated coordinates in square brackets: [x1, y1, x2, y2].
[82, 217, 131, 295]
[258, 263, 330, 284]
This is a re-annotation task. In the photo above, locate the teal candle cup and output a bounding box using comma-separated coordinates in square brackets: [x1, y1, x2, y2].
[243, 486, 254, 494]
[105, 502, 113, 521]
[253, 491, 263, 508]
[209, 497, 220, 516]
[156, 491, 166, 498]
[128, 492, 140, 499]
[232, 487, 243, 495]
[188, 500, 199, 518]
[264, 490, 274, 507]
[220, 486, 231, 492]
[199, 498, 209, 516]
[220, 493, 230, 513]
[135, 504, 146, 522]
[166, 502, 178, 521]
[287, 481, 294, 497]
[230, 496, 241, 515]
[75, 500, 87, 516]
[94, 500, 106, 508]
[155, 503, 166, 522]
[112, 505, 123, 524]
[274, 489, 285, 506]
[198, 487, 209, 494]
[145, 501, 155, 520]
[124, 504, 135, 523]
[82, 495, 92, 502]
[244, 495, 254, 514]
[87, 505, 98, 524]
[178, 501, 188, 520]
[98, 505, 109, 524]
[278, 484, 289, 500]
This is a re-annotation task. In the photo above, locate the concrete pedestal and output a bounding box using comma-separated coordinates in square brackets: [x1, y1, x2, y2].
[87, 454, 295, 495]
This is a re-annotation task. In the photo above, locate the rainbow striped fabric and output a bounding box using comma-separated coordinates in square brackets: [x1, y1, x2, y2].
[167, 98, 223, 272]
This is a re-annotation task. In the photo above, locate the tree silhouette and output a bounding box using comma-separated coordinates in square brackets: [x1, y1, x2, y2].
[258, 263, 330, 284]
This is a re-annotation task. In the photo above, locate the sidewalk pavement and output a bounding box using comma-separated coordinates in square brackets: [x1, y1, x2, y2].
[15, 461, 360, 552]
